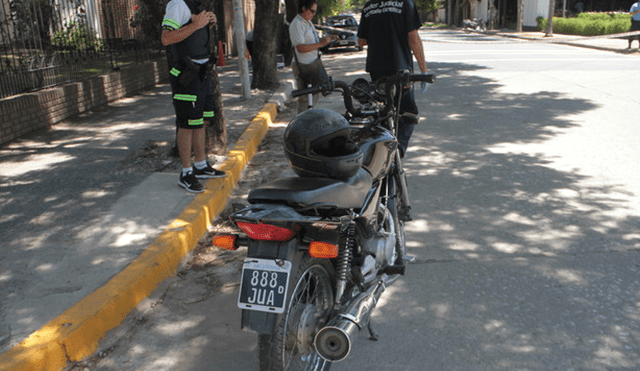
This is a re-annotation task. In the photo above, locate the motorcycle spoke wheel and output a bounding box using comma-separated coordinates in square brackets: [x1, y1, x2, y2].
[259, 257, 334, 371]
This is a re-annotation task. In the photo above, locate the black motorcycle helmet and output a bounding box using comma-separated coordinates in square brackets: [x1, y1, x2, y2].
[284, 108, 363, 180]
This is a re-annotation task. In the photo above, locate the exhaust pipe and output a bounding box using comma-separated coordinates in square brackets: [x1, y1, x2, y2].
[315, 275, 393, 362]
[313, 320, 358, 363]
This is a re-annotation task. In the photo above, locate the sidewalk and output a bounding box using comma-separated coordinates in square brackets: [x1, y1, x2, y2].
[496, 30, 639, 53]
[0, 59, 295, 371]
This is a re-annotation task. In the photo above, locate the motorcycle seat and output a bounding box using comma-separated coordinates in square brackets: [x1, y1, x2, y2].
[247, 168, 373, 210]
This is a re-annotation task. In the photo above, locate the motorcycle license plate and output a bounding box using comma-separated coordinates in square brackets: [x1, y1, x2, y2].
[238, 258, 291, 314]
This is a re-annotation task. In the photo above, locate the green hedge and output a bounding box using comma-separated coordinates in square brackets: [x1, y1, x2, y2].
[537, 13, 631, 36]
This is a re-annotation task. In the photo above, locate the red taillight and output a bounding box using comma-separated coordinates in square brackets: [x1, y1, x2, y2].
[308, 241, 339, 259]
[213, 234, 238, 250]
[236, 222, 296, 241]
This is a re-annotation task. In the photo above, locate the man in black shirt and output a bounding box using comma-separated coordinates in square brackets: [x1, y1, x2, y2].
[358, 0, 428, 157]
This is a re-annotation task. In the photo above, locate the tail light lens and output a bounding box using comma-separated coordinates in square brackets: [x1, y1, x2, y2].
[308, 241, 339, 259]
[236, 222, 296, 241]
[213, 234, 238, 250]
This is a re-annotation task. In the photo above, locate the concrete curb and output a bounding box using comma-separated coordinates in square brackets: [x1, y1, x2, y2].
[0, 78, 292, 370]
[551, 39, 632, 53]
[492, 30, 632, 54]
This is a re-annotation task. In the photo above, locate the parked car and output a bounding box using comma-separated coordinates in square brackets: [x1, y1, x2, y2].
[319, 15, 363, 52]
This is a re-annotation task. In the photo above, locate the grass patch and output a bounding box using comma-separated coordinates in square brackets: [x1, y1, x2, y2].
[423, 22, 449, 28]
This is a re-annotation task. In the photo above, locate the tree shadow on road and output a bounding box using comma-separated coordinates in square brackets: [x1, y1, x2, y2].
[408, 61, 639, 259]
[371, 61, 640, 370]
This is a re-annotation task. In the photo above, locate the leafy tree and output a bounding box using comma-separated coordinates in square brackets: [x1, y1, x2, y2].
[52, 20, 101, 50]
[318, 0, 353, 17]
[9, 0, 54, 48]
[414, 0, 441, 14]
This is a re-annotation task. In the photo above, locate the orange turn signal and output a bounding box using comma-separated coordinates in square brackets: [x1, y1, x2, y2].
[308, 241, 339, 259]
[213, 235, 238, 250]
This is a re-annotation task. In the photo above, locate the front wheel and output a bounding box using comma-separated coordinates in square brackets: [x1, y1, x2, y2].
[387, 168, 408, 263]
[258, 255, 335, 371]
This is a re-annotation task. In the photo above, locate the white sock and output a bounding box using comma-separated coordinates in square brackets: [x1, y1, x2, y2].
[194, 160, 208, 169]
[182, 167, 193, 176]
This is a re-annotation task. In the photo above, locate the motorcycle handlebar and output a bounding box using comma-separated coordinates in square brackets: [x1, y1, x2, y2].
[290, 72, 436, 115]
[291, 85, 321, 97]
[291, 79, 358, 114]
[380, 71, 436, 85]
[409, 73, 436, 84]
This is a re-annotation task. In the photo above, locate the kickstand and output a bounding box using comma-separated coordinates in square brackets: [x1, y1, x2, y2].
[367, 320, 379, 341]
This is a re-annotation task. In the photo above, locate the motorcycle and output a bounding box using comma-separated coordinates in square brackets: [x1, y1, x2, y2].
[463, 18, 487, 32]
[213, 70, 435, 370]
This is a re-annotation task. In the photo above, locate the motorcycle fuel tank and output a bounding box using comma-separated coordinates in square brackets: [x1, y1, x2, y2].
[358, 127, 397, 180]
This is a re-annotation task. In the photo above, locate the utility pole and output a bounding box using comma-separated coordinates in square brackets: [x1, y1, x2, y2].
[232, 0, 251, 99]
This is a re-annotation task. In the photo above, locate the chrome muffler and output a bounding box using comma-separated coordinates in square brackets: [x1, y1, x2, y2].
[314, 274, 395, 362]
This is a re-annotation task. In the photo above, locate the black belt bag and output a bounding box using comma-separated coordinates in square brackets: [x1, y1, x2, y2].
[295, 56, 329, 87]
[174, 56, 199, 88]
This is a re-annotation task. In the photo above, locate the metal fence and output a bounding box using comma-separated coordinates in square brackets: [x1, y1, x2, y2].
[0, 0, 164, 100]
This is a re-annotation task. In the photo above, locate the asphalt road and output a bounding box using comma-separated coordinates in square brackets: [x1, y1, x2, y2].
[89, 29, 640, 370]
[335, 30, 640, 371]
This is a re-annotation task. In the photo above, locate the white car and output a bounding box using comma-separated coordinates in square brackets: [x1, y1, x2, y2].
[318, 15, 363, 52]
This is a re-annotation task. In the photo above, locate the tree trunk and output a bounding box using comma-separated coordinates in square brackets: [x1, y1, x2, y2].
[251, 0, 280, 90]
[206, 65, 228, 154]
[281, 0, 298, 66]
[545, 0, 556, 36]
[516, 0, 523, 32]
[206, 6, 227, 154]
[453, 0, 461, 26]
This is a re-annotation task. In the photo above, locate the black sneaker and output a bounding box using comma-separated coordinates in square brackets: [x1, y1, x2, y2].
[179, 171, 204, 193]
[193, 163, 227, 179]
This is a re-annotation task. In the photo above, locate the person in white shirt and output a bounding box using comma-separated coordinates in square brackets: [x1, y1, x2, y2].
[289, 0, 338, 112]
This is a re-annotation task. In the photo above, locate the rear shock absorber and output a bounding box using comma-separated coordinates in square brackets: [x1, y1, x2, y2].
[334, 221, 356, 309]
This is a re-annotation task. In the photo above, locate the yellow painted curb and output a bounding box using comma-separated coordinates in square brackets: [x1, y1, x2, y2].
[0, 103, 278, 371]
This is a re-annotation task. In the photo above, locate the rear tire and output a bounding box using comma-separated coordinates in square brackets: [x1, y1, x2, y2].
[258, 255, 335, 371]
